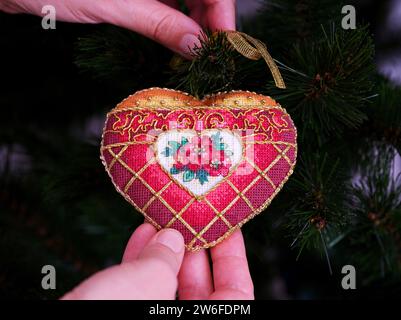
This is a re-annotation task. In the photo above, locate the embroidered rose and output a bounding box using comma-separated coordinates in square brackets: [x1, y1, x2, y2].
[162, 132, 234, 184]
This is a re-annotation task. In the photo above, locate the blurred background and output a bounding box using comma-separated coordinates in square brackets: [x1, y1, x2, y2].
[0, 0, 400, 299]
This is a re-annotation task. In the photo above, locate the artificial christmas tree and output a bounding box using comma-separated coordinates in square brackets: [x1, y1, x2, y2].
[1, 0, 400, 299]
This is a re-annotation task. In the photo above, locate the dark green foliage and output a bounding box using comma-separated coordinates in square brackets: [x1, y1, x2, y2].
[168, 25, 375, 144]
[341, 146, 401, 283]
[266, 24, 375, 142]
[285, 152, 351, 259]
[75, 25, 172, 93]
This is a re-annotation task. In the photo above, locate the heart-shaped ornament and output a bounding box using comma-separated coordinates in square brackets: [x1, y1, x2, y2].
[101, 88, 297, 250]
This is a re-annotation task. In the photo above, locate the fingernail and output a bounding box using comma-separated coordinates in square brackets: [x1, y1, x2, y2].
[179, 33, 200, 56]
[156, 229, 184, 253]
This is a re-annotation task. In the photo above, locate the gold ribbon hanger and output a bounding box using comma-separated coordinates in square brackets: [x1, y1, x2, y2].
[225, 31, 286, 89]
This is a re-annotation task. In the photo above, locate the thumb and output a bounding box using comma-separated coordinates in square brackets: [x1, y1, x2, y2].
[137, 228, 185, 276]
[122, 228, 186, 299]
[102, 0, 202, 58]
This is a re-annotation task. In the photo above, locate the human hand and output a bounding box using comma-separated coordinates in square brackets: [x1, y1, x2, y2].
[62, 223, 254, 300]
[0, 0, 236, 58]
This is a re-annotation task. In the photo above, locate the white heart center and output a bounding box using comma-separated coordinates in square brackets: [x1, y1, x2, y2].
[155, 130, 243, 197]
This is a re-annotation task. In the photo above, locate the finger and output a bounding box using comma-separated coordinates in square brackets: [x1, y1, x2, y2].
[178, 250, 214, 300]
[62, 229, 185, 300]
[138, 228, 185, 275]
[204, 0, 236, 30]
[209, 229, 254, 300]
[122, 222, 157, 262]
[102, 0, 202, 58]
[188, 0, 236, 31]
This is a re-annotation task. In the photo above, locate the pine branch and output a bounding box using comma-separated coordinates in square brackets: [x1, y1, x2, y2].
[344, 146, 401, 282]
[75, 25, 171, 90]
[266, 24, 375, 143]
[169, 31, 268, 98]
[169, 24, 375, 145]
[285, 151, 351, 260]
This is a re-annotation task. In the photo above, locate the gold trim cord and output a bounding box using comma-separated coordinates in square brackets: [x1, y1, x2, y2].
[225, 31, 286, 89]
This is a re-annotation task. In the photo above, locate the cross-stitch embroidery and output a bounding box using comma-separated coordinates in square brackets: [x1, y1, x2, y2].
[161, 132, 234, 185]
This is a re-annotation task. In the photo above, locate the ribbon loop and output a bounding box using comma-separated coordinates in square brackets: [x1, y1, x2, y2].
[225, 31, 286, 89]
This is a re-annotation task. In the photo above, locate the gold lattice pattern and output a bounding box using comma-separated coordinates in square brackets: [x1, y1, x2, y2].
[102, 140, 295, 250]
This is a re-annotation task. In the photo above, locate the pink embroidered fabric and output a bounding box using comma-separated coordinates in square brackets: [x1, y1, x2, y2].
[101, 88, 297, 250]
